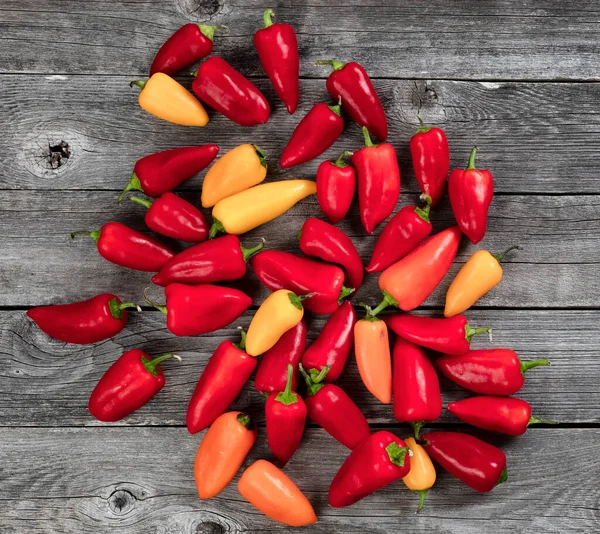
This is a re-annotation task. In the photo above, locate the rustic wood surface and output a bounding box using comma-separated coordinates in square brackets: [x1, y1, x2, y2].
[1, 1, 599, 532]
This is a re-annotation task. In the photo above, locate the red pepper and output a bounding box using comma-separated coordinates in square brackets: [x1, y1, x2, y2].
[150, 24, 219, 76]
[366, 195, 432, 273]
[250, 251, 353, 314]
[266, 364, 307, 466]
[422, 431, 507, 492]
[378, 226, 462, 311]
[27, 293, 140, 345]
[71, 222, 174, 272]
[146, 284, 252, 337]
[435, 349, 550, 395]
[329, 431, 411, 507]
[192, 56, 270, 126]
[301, 301, 356, 382]
[280, 102, 344, 168]
[448, 396, 556, 436]
[130, 192, 208, 242]
[254, 321, 307, 394]
[448, 147, 494, 244]
[300, 365, 370, 449]
[151, 235, 263, 286]
[299, 218, 364, 291]
[351, 128, 400, 234]
[410, 117, 450, 207]
[392, 338, 442, 438]
[384, 314, 491, 356]
[186, 330, 256, 433]
[253, 9, 299, 114]
[316, 151, 356, 224]
[89, 349, 180, 422]
[117, 145, 219, 202]
[316, 59, 388, 140]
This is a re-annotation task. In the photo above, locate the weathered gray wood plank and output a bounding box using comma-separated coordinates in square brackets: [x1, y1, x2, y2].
[4, 76, 600, 193]
[1, 191, 598, 307]
[1, 309, 595, 426]
[2, 0, 600, 81]
[0, 427, 598, 533]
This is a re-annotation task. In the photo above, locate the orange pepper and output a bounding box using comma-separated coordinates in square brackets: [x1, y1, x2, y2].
[201, 144, 268, 208]
[444, 245, 520, 317]
[402, 437, 436, 512]
[130, 73, 209, 126]
[238, 459, 317, 526]
[353, 307, 392, 404]
[194, 411, 257, 499]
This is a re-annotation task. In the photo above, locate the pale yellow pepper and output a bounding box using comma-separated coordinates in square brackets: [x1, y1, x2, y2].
[444, 245, 520, 317]
[201, 144, 268, 208]
[210, 180, 316, 237]
[402, 437, 436, 512]
[246, 290, 305, 357]
[131, 73, 209, 126]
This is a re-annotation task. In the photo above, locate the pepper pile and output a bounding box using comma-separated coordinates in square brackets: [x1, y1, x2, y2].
[25, 9, 554, 527]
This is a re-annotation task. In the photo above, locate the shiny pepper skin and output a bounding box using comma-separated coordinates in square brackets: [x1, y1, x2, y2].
[316, 151, 356, 224]
[402, 437, 436, 512]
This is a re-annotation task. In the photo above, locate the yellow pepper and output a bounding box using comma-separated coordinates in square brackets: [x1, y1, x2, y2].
[402, 437, 436, 512]
[246, 290, 305, 357]
[201, 144, 268, 208]
[444, 245, 520, 317]
[130, 73, 209, 126]
[210, 180, 316, 237]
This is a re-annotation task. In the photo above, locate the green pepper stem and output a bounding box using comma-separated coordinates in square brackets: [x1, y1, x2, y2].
[416, 489, 429, 513]
[466, 147, 478, 170]
[241, 239, 265, 262]
[493, 245, 522, 262]
[308, 365, 330, 384]
[143, 287, 167, 315]
[275, 364, 299, 405]
[299, 364, 326, 396]
[411, 421, 425, 441]
[108, 298, 141, 320]
[234, 327, 247, 351]
[332, 150, 353, 168]
[369, 290, 398, 318]
[386, 442, 410, 467]
[520, 358, 550, 374]
[263, 8, 274, 28]
[288, 292, 314, 310]
[209, 218, 225, 239]
[143, 353, 181, 376]
[338, 286, 354, 301]
[198, 24, 220, 41]
[496, 467, 508, 485]
[328, 96, 342, 117]
[415, 115, 431, 135]
[362, 126, 375, 147]
[315, 59, 346, 71]
[465, 324, 492, 343]
[117, 173, 143, 204]
[129, 80, 147, 90]
[70, 230, 101, 243]
[129, 196, 153, 210]
[528, 416, 558, 426]
[414, 194, 432, 222]
[253, 144, 267, 168]
[236, 413, 254, 429]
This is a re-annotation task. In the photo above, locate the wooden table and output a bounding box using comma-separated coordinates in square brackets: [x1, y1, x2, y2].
[2, 1, 600, 532]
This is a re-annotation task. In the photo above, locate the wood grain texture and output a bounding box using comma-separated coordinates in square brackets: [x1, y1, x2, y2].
[1, 309, 595, 426]
[4, 75, 600, 193]
[2, 0, 600, 80]
[1, 191, 598, 307]
[1, 427, 598, 533]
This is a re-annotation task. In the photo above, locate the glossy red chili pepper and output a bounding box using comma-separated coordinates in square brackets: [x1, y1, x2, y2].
[448, 147, 494, 244]
[300, 365, 370, 449]
[299, 218, 364, 291]
[130, 192, 208, 242]
[151, 235, 263, 286]
[146, 284, 252, 337]
[329, 431, 411, 507]
[71, 222, 174, 272]
[150, 24, 219, 76]
[253, 9, 299, 114]
[192, 56, 270, 126]
[301, 301, 356, 382]
[448, 396, 556, 436]
[384, 314, 491, 356]
[316, 59, 388, 140]
[250, 250, 353, 315]
[410, 117, 450, 207]
[266, 364, 307, 466]
[422, 431, 507, 492]
[117, 145, 219, 202]
[366, 195, 432, 273]
[351, 128, 400, 234]
[27, 293, 140, 345]
[280, 102, 344, 168]
[186, 330, 256, 433]
[377, 226, 462, 311]
[89, 349, 179, 422]
[255, 320, 307, 394]
[316, 151, 355, 224]
[435, 349, 550, 395]
[392, 338, 442, 438]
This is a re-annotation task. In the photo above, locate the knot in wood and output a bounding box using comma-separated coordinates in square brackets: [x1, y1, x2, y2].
[107, 488, 136, 515]
[176, 0, 227, 21]
[196, 521, 225, 534]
